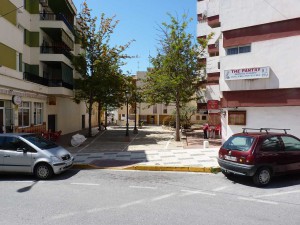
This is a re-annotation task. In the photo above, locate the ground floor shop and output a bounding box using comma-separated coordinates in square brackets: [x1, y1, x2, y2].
[221, 106, 300, 142]
[0, 88, 97, 135]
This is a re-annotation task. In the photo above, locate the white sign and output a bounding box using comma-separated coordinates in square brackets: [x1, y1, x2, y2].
[12, 95, 22, 105]
[224, 66, 270, 80]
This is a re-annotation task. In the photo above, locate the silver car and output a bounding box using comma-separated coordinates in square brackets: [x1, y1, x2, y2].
[0, 133, 74, 179]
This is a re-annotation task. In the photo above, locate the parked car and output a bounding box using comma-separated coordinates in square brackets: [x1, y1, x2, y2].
[218, 128, 300, 186]
[0, 133, 74, 179]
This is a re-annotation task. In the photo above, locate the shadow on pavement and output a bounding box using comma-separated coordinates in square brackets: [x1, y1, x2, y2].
[223, 173, 300, 188]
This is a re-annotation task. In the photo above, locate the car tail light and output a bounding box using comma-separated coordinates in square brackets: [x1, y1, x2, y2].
[219, 153, 224, 159]
[246, 154, 254, 164]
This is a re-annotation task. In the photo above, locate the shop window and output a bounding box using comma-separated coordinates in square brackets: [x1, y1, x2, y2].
[18, 102, 30, 127]
[34, 102, 43, 125]
[228, 111, 246, 125]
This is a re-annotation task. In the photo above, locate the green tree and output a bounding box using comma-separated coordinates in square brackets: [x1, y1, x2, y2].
[143, 14, 210, 141]
[73, 1, 133, 136]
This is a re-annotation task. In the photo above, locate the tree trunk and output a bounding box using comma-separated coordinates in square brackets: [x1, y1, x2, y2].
[88, 92, 93, 137]
[105, 110, 108, 127]
[97, 101, 102, 129]
[175, 101, 180, 141]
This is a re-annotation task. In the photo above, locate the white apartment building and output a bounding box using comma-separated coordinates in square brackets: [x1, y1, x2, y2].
[197, 0, 300, 141]
[0, 0, 96, 134]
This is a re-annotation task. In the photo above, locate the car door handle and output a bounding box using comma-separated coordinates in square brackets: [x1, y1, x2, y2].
[4, 155, 10, 157]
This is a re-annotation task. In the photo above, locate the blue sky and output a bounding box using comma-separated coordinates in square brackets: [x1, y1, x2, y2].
[72, 0, 197, 75]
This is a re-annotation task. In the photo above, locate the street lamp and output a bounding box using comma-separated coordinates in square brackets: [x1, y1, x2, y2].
[125, 91, 130, 136]
[133, 94, 138, 134]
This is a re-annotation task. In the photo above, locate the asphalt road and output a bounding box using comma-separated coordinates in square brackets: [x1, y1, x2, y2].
[1, 169, 300, 225]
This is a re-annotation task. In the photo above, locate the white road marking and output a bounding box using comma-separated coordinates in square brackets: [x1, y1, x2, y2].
[238, 197, 278, 205]
[119, 199, 145, 208]
[151, 193, 176, 202]
[87, 207, 112, 213]
[256, 190, 300, 198]
[129, 185, 157, 189]
[164, 138, 171, 150]
[50, 212, 76, 219]
[122, 133, 139, 151]
[13, 181, 39, 183]
[71, 182, 99, 186]
[213, 186, 228, 192]
[180, 190, 216, 196]
[77, 130, 106, 152]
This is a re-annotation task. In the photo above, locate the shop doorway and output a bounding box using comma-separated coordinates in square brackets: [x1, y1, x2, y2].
[82, 115, 85, 129]
[0, 108, 4, 133]
[48, 115, 56, 132]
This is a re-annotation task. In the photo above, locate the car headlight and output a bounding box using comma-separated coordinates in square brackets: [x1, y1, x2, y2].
[51, 156, 63, 163]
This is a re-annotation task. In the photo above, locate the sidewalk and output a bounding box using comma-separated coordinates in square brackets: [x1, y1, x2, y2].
[56, 126, 222, 173]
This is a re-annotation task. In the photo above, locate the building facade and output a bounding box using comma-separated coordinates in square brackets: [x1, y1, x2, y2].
[118, 71, 207, 126]
[197, 0, 300, 141]
[0, 0, 97, 134]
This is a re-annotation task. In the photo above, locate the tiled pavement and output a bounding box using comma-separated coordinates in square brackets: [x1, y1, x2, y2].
[57, 126, 222, 172]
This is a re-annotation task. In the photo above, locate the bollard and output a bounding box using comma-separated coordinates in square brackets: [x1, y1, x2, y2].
[203, 140, 209, 149]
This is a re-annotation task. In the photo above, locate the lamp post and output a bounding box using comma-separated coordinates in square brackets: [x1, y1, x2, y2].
[133, 95, 138, 134]
[125, 91, 130, 136]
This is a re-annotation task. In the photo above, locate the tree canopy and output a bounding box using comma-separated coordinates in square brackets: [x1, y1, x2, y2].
[142, 14, 210, 141]
[73, 1, 134, 136]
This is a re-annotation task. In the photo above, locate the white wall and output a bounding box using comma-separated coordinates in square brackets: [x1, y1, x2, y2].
[220, 0, 300, 31]
[0, 19, 23, 53]
[220, 36, 300, 91]
[47, 97, 88, 134]
[222, 106, 300, 142]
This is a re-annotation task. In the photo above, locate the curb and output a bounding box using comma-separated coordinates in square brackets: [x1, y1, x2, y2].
[72, 164, 221, 173]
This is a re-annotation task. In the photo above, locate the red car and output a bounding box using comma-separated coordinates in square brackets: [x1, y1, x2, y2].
[218, 128, 300, 186]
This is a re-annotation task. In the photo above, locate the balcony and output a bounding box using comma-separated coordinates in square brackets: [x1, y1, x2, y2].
[23, 72, 48, 86]
[207, 72, 220, 85]
[208, 15, 221, 28]
[40, 12, 74, 34]
[208, 44, 219, 56]
[23, 72, 73, 90]
[40, 45, 73, 60]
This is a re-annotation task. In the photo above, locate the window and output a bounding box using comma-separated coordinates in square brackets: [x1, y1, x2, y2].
[163, 109, 167, 114]
[281, 136, 300, 151]
[223, 136, 254, 151]
[34, 102, 43, 125]
[228, 111, 246, 125]
[261, 136, 282, 152]
[226, 45, 251, 55]
[18, 102, 30, 127]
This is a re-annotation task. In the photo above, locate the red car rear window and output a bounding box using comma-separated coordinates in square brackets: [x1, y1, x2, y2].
[222, 136, 255, 151]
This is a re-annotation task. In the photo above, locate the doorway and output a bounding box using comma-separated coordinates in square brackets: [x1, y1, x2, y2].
[82, 115, 85, 129]
[0, 108, 4, 133]
[48, 114, 56, 132]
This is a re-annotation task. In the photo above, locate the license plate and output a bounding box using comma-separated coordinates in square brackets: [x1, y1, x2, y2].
[225, 155, 237, 161]
[66, 161, 73, 166]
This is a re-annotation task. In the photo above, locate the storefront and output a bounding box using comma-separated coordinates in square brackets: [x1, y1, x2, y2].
[0, 88, 47, 133]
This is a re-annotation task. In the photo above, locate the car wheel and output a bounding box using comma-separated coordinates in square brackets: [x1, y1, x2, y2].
[34, 163, 53, 180]
[253, 167, 271, 186]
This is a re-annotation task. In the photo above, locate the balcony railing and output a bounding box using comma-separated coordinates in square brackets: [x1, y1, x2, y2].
[23, 72, 73, 90]
[40, 46, 73, 60]
[48, 80, 73, 90]
[23, 72, 48, 86]
[40, 12, 74, 34]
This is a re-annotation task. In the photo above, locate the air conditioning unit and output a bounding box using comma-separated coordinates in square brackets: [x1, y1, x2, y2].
[40, 0, 48, 7]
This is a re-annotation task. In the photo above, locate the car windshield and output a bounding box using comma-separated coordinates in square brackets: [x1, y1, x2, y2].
[22, 134, 58, 149]
[223, 136, 255, 151]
